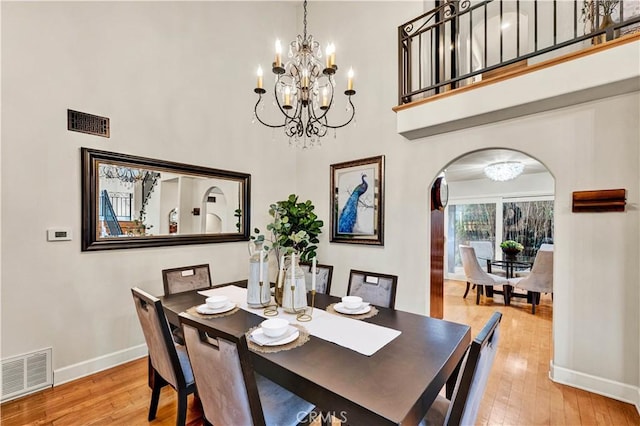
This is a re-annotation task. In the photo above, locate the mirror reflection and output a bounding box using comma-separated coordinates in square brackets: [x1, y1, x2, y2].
[82, 148, 250, 251]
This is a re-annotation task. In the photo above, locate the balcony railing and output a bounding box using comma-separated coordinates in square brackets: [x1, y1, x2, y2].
[398, 0, 640, 105]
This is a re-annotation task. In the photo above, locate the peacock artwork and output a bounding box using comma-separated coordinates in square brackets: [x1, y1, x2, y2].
[335, 167, 375, 235]
[330, 155, 385, 245]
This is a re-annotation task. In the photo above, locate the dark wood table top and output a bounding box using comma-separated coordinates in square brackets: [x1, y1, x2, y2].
[160, 284, 471, 425]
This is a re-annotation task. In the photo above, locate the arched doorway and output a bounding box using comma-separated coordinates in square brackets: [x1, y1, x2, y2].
[430, 148, 554, 317]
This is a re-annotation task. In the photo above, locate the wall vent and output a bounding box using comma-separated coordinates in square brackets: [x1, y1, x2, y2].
[1, 348, 52, 402]
[68, 109, 110, 137]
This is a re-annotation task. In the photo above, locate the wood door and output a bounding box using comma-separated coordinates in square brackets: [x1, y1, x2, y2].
[430, 208, 444, 318]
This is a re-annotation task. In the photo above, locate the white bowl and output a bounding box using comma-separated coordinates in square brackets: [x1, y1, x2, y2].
[261, 318, 289, 338]
[206, 295, 229, 309]
[342, 296, 363, 310]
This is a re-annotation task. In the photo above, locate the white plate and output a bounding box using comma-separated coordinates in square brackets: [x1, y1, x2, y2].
[250, 327, 300, 346]
[196, 302, 236, 315]
[334, 302, 371, 315]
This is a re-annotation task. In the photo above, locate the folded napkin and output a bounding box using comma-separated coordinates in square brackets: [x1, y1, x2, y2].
[250, 326, 298, 346]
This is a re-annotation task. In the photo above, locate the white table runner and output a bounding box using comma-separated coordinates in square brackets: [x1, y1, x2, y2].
[198, 286, 401, 356]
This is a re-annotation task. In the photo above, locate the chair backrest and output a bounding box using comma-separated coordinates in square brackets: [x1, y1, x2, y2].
[468, 241, 495, 264]
[162, 264, 212, 296]
[179, 313, 266, 426]
[446, 312, 502, 425]
[347, 269, 398, 309]
[517, 249, 553, 293]
[459, 245, 494, 284]
[131, 287, 185, 390]
[300, 261, 334, 295]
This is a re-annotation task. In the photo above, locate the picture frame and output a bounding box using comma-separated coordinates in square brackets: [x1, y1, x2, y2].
[330, 155, 384, 245]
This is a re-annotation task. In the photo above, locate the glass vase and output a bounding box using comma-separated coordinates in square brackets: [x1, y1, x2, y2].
[282, 255, 307, 313]
[247, 240, 270, 308]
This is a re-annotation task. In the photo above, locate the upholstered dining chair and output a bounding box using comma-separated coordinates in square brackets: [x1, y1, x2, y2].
[300, 261, 334, 294]
[510, 249, 553, 314]
[468, 241, 504, 275]
[162, 264, 212, 344]
[131, 287, 195, 426]
[515, 243, 553, 277]
[420, 312, 502, 426]
[162, 263, 212, 296]
[347, 269, 398, 309]
[179, 313, 315, 426]
[459, 245, 510, 305]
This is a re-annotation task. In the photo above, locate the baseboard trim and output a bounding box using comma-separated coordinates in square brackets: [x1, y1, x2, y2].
[550, 361, 640, 414]
[53, 344, 148, 386]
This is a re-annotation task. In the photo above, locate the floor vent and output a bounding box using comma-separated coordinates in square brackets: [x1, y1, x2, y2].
[1, 348, 52, 402]
[68, 109, 110, 138]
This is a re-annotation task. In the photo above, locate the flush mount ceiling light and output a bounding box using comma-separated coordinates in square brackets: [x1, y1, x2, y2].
[252, 0, 356, 149]
[484, 161, 525, 182]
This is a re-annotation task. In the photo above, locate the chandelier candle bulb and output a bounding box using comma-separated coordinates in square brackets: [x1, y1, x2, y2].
[347, 68, 354, 91]
[321, 87, 329, 108]
[283, 86, 292, 108]
[325, 43, 335, 68]
[275, 39, 282, 68]
[302, 69, 309, 88]
[256, 66, 263, 89]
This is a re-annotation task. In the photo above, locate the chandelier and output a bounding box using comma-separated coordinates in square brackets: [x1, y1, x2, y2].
[484, 162, 525, 182]
[99, 164, 146, 184]
[253, 0, 356, 148]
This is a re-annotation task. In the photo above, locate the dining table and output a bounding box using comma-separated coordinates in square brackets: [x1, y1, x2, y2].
[158, 281, 471, 425]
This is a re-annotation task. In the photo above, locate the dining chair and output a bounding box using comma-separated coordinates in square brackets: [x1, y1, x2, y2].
[420, 312, 502, 426]
[131, 287, 195, 426]
[162, 264, 212, 344]
[347, 269, 398, 309]
[162, 263, 212, 296]
[514, 243, 553, 277]
[459, 245, 510, 305]
[468, 241, 504, 276]
[509, 249, 553, 314]
[300, 261, 334, 294]
[179, 313, 315, 426]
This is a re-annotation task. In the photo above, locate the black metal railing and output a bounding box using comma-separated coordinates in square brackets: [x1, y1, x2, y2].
[140, 171, 160, 218]
[100, 189, 123, 236]
[398, 0, 640, 105]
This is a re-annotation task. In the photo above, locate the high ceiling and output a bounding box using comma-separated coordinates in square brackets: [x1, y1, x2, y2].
[443, 149, 549, 182]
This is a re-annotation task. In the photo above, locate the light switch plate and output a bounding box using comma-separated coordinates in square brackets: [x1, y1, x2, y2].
[47, 228, 72, 241]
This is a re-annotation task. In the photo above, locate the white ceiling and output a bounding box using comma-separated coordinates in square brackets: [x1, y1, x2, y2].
[443, 149, 549, 182]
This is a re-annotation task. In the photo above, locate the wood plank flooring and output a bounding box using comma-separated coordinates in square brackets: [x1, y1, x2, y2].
[1, 281, 638, 425]
[443, 279, 639, 426]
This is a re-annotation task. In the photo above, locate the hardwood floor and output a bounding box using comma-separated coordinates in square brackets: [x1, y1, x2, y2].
[444, 279, 639, 426]
[1, 281, 638, 425]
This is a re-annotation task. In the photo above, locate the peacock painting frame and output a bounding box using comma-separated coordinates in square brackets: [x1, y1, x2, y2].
[330, 155, 385, 245]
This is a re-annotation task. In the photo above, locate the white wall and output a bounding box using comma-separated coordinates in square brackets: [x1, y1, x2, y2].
[1, 0, 638, 410]
[1, 1, 298, 380]
[448, 172, 555, 200]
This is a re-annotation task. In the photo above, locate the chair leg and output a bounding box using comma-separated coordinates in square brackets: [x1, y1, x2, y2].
[463, 282, 471, 299]
[475, 285, 482, 305]
[531, 292, 539, 314]
[176, 388, 188, 426]
[148, 370, 163, 421]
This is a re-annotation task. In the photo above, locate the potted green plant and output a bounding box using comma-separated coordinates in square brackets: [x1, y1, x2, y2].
[500, 240, 524, 259]
[252, 194, 323, 263]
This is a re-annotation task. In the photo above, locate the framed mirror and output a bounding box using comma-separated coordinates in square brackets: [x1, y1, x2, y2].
[81, 148, 250, 251]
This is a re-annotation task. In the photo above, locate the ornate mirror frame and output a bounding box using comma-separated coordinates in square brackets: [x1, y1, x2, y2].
[81, 147, 251, 251]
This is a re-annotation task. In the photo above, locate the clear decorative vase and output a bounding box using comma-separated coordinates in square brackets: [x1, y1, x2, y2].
[282, 254, 307, 313]
[247, 240, 270, 308]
